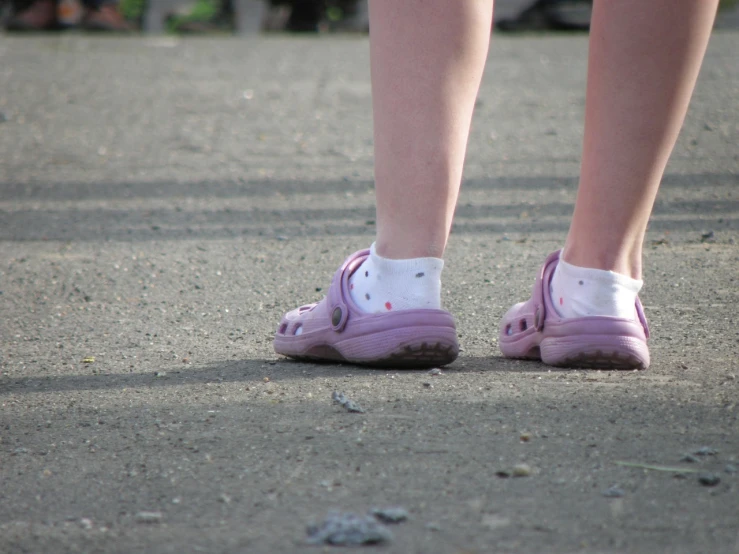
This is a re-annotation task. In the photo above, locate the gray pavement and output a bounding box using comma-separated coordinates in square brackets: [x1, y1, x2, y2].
[1, 32, 738, 554]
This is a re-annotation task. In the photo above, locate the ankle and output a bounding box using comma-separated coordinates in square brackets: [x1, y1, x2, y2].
[374, 234, 446, 260]
[561, 244, 642, 280]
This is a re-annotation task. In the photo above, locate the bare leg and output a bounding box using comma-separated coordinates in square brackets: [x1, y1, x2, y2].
[370, 0, 494, 259]
[275, 1, 492, 366]
[564, 0, 718, 279]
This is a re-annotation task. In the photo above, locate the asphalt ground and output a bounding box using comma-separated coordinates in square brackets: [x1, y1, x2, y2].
[0, 32, 738, 553]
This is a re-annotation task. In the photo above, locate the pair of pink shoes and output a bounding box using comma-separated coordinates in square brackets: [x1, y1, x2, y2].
[274, 249, 650, 370]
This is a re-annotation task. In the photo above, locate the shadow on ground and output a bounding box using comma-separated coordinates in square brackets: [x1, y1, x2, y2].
[0, 354, 578, 396]
[1, 173, 736, 242]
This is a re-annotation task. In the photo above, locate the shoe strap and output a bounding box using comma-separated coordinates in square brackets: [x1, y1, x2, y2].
[327, 249, 370, 333]
[533, 250, 561, 331]
[635, 297, 650, 338]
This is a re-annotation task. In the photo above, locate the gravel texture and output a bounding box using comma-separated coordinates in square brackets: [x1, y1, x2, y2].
[0, 33, 737, 554]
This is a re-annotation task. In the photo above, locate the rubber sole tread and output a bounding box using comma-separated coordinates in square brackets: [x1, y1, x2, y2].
[286, 341, 457, 369]
[551, 350, 647, 370]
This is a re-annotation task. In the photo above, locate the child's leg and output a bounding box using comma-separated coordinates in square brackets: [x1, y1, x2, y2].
[275, 0, 493, 366]
[564, 0, 718, 279]
[370, 0, 493, 260]
[500, 0, 718, 368]
[348, 0, 493, 314]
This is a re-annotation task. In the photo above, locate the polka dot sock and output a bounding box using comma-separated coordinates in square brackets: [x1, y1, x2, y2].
[550, 256, 643, 319]
[348, 243, 443, 313]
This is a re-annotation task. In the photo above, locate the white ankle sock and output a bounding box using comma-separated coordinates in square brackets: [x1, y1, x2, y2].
[550, 256, 642, 319]
[348, 243, 443, 313]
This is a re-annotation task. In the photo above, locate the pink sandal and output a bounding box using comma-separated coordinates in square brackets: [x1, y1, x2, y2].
[498, 251, 650, 369]
[274, 249, 459, 368]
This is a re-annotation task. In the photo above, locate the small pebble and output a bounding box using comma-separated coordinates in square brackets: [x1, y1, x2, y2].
[427, 368, 443, 376]
[135, 511, 163, 524]
[332, 391, 365, 413]
[602, 487, 625, 498]
[520, 432, 532, 442]
[263, 377, 270, 383]
[422, 382, 433, 388]
[79, 518, 93, 530]
[680, 454, 699, 463]
[724, 464, 737, 475]
[218, 494, 231, 504]
[371, 507, 408, 524]
[694, 446, 718, 456]
[512, 463, 532, 477]
[697, 473, 720, 487]
[425, 522, 442, 531]
[306, 511, 392, 545]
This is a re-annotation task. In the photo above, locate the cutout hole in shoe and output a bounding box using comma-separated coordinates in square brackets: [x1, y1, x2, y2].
[298, 305, 312, 313]
[505, 323, 513, 336]
[519, 319, 528, 332]
[293, 324, 303, 336]
[278, 323, 288, 335]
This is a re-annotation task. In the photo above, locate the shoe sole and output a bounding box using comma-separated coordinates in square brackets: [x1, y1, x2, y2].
[278, 328, 459, 369]
[549, 350, 647, 370]
[541, 335, 649, 369]
[504, 334, 649, 370]
[290, 341, 457, 369]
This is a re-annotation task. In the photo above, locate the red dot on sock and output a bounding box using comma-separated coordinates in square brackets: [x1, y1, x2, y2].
[385, 302, 392, 311]
[559, 297, 563, 306]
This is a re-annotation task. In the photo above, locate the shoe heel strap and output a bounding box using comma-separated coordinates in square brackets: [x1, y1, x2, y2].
[328, 249, 370, 333]
[533, 250, 562, 331]
[635, 298, 650, 338]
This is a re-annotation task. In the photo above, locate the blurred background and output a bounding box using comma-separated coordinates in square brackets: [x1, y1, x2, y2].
[1, 0, 737, 35]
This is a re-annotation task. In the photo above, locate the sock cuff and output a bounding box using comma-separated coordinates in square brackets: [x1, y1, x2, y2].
[369, 243, 444, 277]
[558, 257, 642, 294]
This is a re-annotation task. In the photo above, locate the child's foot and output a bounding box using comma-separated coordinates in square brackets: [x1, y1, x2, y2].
[348, 243, 443, 313]
[549, 256, 642, 319]
[498, 251, 650, 369]
[274, 248, 459, 368]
